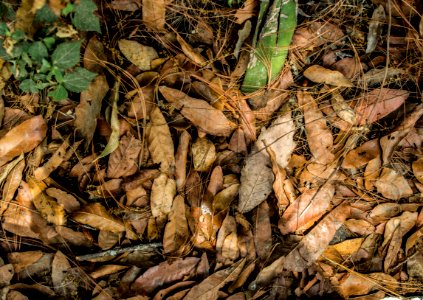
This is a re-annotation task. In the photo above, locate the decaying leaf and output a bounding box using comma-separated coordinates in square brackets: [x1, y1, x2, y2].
[34, 138, 70, 181]
[303, 65, 353, 87]
[83, 36, 107, 73]
[183, 259, 245, 300]
[0, 158, 25, 215]
[192, 137, 216, 172]
[366, 5, 386, 54]
[72, 203, 125, 233]
[146, 106, 175, 174]
[375, 168, 413, 200]
[0, 115, 46, 167]
[159, 86, 235, 137]
[150, 173, 176, 218]
[342, 139, 380, 170]
[119, 39, 159, 70]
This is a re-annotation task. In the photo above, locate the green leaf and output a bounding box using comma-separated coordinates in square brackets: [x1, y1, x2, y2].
[52, 41, 81, 69]
[48, 85, 68, 101]
[52, 67, 64, 82]
[0, 3, 15, 21]
[11, 30, 25, 41]
[62, 67, 96, 92]
[19, 79, 39, 93]
[39, 59, 51, 73]
[43, 37, 56, 49]
[62, 3, 74, 16]
[72, 0, 101, 33]
[0, 23, 9, 36]
[0, 40, 9, 60]
[35, 81, 51, 90]
[35, 5, 58, 23]
[33, 73, 47, 81]
[28, 41, 48, 63]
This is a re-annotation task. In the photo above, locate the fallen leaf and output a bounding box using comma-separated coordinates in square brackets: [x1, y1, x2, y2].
[72, 203, 125, 233]
[216, 215, 238, 266]
[146, 106, 175, 174]
[150, 173, 176, 218]
[363, 67, 406, 86]
[176, 34, 207, 67]
[159, 86, 235, 137]
[368, 203, 402, 224]
[234, 0, 257, 24]
[254, 201, 272, 259]
[0, 158, 25, 215]
[90, 264, 128, 279]
[366, 5, 386, 54]
[183, 259, 246, 300]
[108, 0, 141, 11]
[46, 188, 80, 213]
[107, 134, 142, 178]
[119, 39, 159, 71]
[329, 88, 357, 124]
[52, 251, 77, 298]
[192, 137, 216, 172]
[213, 184, 240, 214]
[163, 195, 189, 254]
[375, 168, 413, 200]
[342, 139, 380, 170]
[303, 65, 353, 87]
[354, 88, 409, 125]
[297, 91, 335, 164]
[83, 36, 107, 73]
[34, 138, 70, 181]
[175, 130, 191, 191]
[413, 157, 423, 184]
[142, 0, 166, 31]
[126, 87, 154, 119]
[0, 115, 46, 167]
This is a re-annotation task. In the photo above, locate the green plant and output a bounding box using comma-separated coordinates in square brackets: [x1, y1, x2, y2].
[0, 0, 101, 101]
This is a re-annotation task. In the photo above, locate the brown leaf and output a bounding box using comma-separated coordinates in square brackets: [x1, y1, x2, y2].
[303, 65, 353, 87]
[142, 0, 166, 31]
[159, 86, 235, 137]
[375, 168, 413, 200]
[342, 139, 380, 170]
[146, 106, 175, 174]
[283, 202, 350, 272]
[234, 0, 257, 24]
[107, 135, 142, 178]
[175, 130, 191, 191]
[0, 158, 25, 215]
[192, 137, 216, 172]
[55, 225, 93, 248]
[369, 203, 402, 224]
[52, 251, 77, 298]
[119, 39, 158, 70]
[279, 184, 334, 235]
[150, 173, 176, 218]
[216, 215, 239, 266]
[297, 91, 335, 164]
[46, 187, 80, 213]
[126, 87, 154, 119]
[90, 264, 128, 279]
[176, 34, 207, 67]
[83, 36, 107, 73]
[108, 0, 141, 11]
[413, 157, 423, 184]
[366, 5, 386, 54]
[163, 195, 189, 255]
[132, 257, 201, 295]
[354, 88, 409, 125]
[213, 184, 240, 214]
[75, 75, 109, 146]
[183, 259, 246, 300]
[72, 203, 125, 233]
[34, 138, 70, 181]
[254, 201, 272, 260]
[0, 115, 46, 167]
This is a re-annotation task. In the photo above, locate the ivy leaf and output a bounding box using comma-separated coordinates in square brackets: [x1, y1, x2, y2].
[62, 3, 74, 16]
[52, 41, 81, 70]
[62, 67, 96, 92]
[19, 79, 39, 93]
[0, 23, 9, 36]
[72, 0, 101, 33]
[48, 85, 68, 101]
[43, 37, 55, 49]
[35, 5, 58, 23]
[11, 30, 25, 41]
[28, 41, 48, 63]
[39, 59, 51, 73]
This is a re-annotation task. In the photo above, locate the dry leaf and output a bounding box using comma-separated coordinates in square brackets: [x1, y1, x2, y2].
[176, 34, 207, 67]
[413, 157, 423, 184]
[297, 91, 335, 164]
[254, 201, 272, 259]
[366, 5, 386, 54]
[234, 0, 257, 24]
[0, 115, 46, 167]
[142, 0, 166, 31]
[52, 251, 77, 298]
[126, 87, 154, 119]
[342, 139, 380, 170]
[46, 188, 80, 213]
[183, 259, 246, 300]
[368, 203, 402, 223]
[163, 195, 189, 254]
[375, 168, 413, 200]
[354, 88, 409, 125]
[329, 88, 356, 124]
[107, 135, 142, 178]
[175, 130, 191, 191]
[72, 203, 125, 233]
[159, 86, 235, 137]
[213, 184, 240, 214]
[146, 106, 175, 174]
[150, 173, 176, 218]
[119, 39, 158, 71]
[108, 0, 142, 11]
[83, 36, 106, 73]
[0, 159, 25, 215]
[75, 75, 109, 146]
[34, 138, 70, 181]
[279, 184, 334, 235]
[303, 65, 353, 87]
[192, 137, 216, 172]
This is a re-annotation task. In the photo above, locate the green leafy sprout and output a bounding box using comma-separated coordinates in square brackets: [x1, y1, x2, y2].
[0, 0, 101, 101]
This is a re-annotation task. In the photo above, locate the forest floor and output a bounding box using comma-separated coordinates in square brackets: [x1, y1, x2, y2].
[0, 0, 423, 299]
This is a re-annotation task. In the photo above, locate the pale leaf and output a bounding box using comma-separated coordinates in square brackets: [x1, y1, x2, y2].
[303, 65, 353, 87]
[375, 168, 413, 200]
[192, 137, 216, 172]
[34, 138, 70, 181]
[142, 0, 166, 31]
[72, 203, 125, 233]
[118, 39, 158, 70]
[150, 173, 176, 218]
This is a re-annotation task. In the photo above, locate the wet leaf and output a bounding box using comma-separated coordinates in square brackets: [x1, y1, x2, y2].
[0, 115, 46, 167]
[118, 39, 158, 71]
[107, 134, 142, 178]
[72, 203, 125, 233]
[192, 137, 216, 172]
[303, 65, 353, 87]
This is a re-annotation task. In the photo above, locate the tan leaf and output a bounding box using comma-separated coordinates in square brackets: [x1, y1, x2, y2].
[413, 157, 423, 184]
[75, 75, 109, 146]
[175, 130, 191, 191]
[254, 201, 272, 260]
[0, 115, 46, 167]
[159, 86, 235, 137]
[52, 251, 76, 298]
[126, 87, 154, 119]
[184, 259, 246, 300]
[354, 88, 409, 125]
[366, 5, 386, 54]
[146, 106, 175, 174]
[364, 156, 381, 191]
[163, 195, 189, 254]
[344, 219, 375, 236]
[303, 65, 353, 87]
[363, 67, 406, 86]
[375, 168, 413, 200]
[107, 135, 142, 178]
[216, 215, 238, 266]
[213, 184, 240, 214]
[83, 36, 107, 73]
[342, 139, 380, 170]
[132, 257, 201, 294]
[279, 184, 334, 235]
[329, 88, 356, 124]
[237, 98, 256, 143]
[234, 0, 257, 24]
[322, 238, 364, 263]
[150, 173, 176, 218]
[98, 230, 120, 250]
[34, 138, 70, 181]
[368, 203, 402, 223]
[90, 264, 128, 279]
[142, 0, 166, 31]
[297, 91, 335, 164]
[46, 188, 80, 213]
[72, 203, 125, 233]
[108, 0, 142, 11]
[0, 158, 25, 215]
[118, 39, 158, 71]
[176, 34, 207, 67]
[192, 137, 216, 172]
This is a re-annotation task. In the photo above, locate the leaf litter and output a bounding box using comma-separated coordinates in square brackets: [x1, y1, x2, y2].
[0, 1, 423, 299]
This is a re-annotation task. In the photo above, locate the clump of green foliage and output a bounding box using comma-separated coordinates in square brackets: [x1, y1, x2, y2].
[0, 0, 101, 101]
